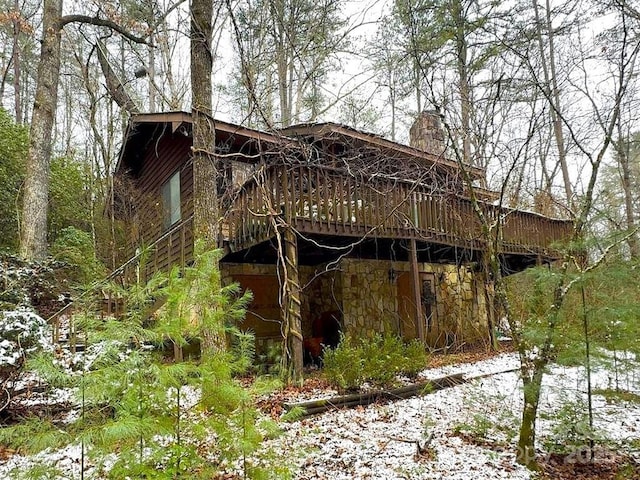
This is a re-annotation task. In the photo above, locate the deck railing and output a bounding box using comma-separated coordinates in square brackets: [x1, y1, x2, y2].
[225, 164, 573, 257]
[140, 215, 194, 279]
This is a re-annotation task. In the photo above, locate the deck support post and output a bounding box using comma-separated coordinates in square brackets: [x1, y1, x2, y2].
[280, 226, 304, 386]
[409, 239, 425, 343]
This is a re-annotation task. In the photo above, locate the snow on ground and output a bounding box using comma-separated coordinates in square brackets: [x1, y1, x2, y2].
[418, 351, 521, 380]
[267, 353, 640, 479]
[269, 354, 529, 479]
[273, 376, 529, 479]
[2, 352, 640, 479]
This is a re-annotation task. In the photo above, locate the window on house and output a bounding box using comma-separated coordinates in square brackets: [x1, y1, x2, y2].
[162, 171, 181, 229]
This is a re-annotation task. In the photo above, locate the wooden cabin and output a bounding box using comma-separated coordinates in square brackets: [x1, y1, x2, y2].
[115, 111, 572, 352]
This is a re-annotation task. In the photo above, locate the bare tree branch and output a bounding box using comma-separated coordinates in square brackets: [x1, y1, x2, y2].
[60, 15, 150, 44]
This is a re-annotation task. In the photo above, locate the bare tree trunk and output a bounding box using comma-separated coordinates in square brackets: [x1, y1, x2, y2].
[481, 253, 499, 350]
[533, 0, 572, 203]
[620, 154, 639, 257]
[19, 2, 147, 261]
[615, 122, 639, 258]
[453, 0, 472, 168]
[277, 54, 289, 125]
[265, 69, 274, 125]
[286, 20, 295, 125]
[390, 82, 396, 141]
[191, 0, 217, 247]
[191, 0, 224, 355]
[158, 28, 181, 109]
[20, 0, 63, 260]
[63, 71, 74, 156]
[273, 0, 290, 126]
[148, 31, 157, 112]
[517, 368, 544, 470]
[12, 0, 22, 124]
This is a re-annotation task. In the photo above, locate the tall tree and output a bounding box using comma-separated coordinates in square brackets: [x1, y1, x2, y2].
[367, 18, 412, 140]
[190, 0, 226, 354]
[506, 3, 639, 468]
[603, 127, 640, 258]
[19, 0, 147, 260]
[231, 0, 346, 127]
[123, 0, 191, 112]
[0, 0, 40, 124]
[20, 0, 63, 260]
[190, 0, 217, 247]
[392, 0, 508, 176]
[531, 0, 572, 204]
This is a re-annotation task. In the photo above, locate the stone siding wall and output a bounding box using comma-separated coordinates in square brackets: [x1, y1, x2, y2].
[427, 263, 488, 347]
[340, 259, 399, 336]
[339, 259, 489, 348]
[222, 257, 490, 352]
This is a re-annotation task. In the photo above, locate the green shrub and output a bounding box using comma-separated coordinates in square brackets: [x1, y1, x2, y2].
[256, 342, 284, 376]
[323, 333, 427, 390]
[453, 413, 493, 440]
[50, 226, 105, 286]
[322, 335, 364, 390]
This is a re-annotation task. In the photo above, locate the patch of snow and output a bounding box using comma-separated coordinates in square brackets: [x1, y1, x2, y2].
[0, 308, 52, 367]
[167, 385, 201, 410]
[20, 387, 76, 407]
[418, 352, 520, 381]
[3, 352, 640, 479]
[1, 444, 85, 479]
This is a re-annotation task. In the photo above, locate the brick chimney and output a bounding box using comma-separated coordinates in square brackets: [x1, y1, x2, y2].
[409, 110, 446, 157]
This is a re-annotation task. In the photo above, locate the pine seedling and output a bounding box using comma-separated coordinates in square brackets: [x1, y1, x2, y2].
[7, 247, 286, 479]
[87, 248, 282, 478]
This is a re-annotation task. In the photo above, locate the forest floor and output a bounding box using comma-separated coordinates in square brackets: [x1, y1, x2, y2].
[2, 346, 640, 479]
[258, 346, 640, 480]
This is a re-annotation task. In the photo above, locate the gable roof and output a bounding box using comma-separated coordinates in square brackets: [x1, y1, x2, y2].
[116, 112, 484, 182]
[280, 122, 485, 180]
[116, 111, 297, 176]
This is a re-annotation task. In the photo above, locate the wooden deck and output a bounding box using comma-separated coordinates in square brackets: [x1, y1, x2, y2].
[225, 164, 572, 258]
[138, 164, 571, 276]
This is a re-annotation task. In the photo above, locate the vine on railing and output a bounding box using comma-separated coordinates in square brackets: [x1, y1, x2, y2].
[225, 164, 572, 255]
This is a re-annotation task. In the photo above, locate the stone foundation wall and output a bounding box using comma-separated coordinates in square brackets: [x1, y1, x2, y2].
[338, 259, 489, 348]
[340, 259, 399, 336]
[221, 262, 343, 352]
[222, 257, 490, 352]
[426, 263, 488, 347]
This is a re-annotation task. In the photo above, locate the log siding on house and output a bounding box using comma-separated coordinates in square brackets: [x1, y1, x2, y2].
[122, 130, 195, 278]
[114, 111, 573, 350]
